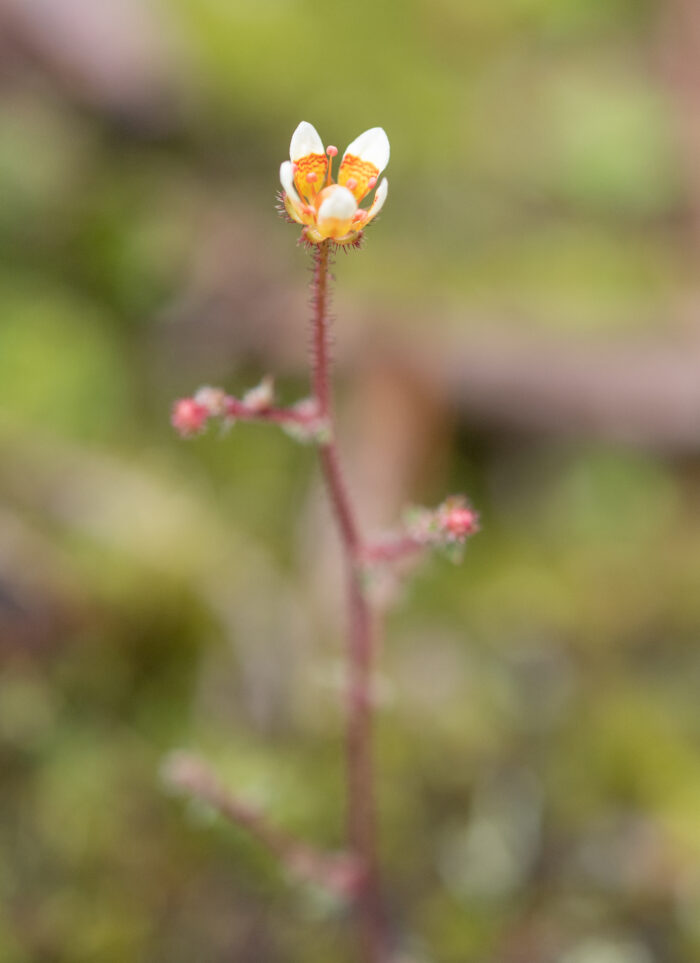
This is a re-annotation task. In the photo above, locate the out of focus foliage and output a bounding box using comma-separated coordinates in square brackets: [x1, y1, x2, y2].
[1, 1, 699, 961]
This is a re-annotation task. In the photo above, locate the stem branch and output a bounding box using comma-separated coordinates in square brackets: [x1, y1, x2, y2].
[163, 752, 361, 896]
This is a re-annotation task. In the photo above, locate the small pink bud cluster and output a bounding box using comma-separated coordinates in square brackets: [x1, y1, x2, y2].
[404, 496, 478, 546]
[435, 497, 480, 542]
[363, 496, 479, 569]
[171, 386, 230, 437]
[171, 380, 329, 443]
[171, 397, 209, 437]
[400, 496, 479, 563]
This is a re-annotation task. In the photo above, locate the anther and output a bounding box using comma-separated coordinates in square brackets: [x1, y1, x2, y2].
[368, 176, 377, 190]
[326, 145, 338, 158]
[346, 177, 358, 190]
[306, 172, 318, 183]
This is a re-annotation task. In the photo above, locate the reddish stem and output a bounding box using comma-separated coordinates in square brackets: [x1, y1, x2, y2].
[362, 534, 426, 564]
[311, 240, 386, 963]
[226, 400, 321, 429]
[163, 752, 362, 898]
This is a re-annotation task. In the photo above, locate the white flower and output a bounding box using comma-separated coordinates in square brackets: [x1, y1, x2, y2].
[280, 121, 389, 244]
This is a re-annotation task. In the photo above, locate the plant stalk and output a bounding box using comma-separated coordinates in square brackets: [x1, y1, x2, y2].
[310, 240, 386, 963]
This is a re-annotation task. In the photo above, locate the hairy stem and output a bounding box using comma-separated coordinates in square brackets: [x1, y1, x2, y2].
[311, 240, 386, 962]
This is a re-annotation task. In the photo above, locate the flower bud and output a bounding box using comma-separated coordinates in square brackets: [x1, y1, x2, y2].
[437, 498, 479, 541]
[194, 386, 228, 417]
[171, 397, 208, 437]
[242, 375, 275, 412]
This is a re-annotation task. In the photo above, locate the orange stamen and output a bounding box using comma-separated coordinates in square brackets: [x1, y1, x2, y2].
[325, 145, 338, 186]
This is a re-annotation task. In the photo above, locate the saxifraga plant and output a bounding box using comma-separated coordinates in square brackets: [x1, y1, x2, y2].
[165, 121, 478, 963]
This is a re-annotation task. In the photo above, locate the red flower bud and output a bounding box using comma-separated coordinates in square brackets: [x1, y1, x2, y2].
[171, 397, 208, 437]
[438, 500, 479, 541]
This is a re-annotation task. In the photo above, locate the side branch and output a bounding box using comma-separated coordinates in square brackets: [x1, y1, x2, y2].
[162, 752, 361, 898]
[171, 382, 328, 442]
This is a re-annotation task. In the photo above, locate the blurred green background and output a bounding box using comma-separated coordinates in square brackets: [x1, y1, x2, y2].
[1, 1, 700, 961]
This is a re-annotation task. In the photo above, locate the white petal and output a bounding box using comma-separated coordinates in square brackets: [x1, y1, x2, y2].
[342, 127, 390, 173]
[317, 185, 357, 224]
[279, 160, 301, 205]
[290, 121, 324, 161]
[371, 177, 388, 214]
